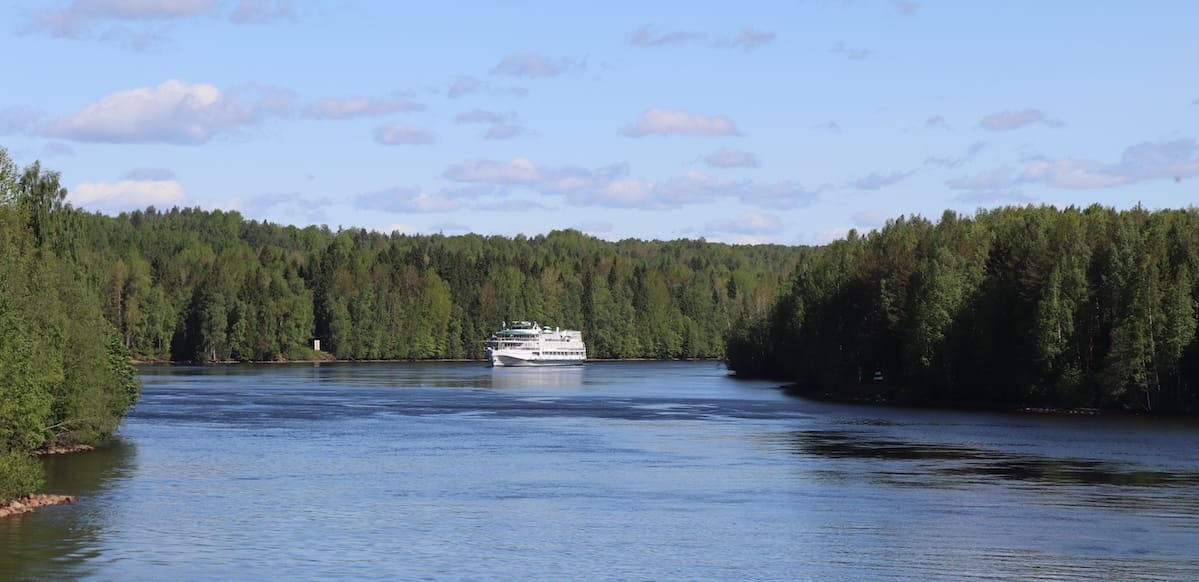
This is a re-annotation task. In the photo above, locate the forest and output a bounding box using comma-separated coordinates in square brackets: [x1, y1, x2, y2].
[53, 182, 802, 366]
[726, 205, 1199, 413]
[1, 151, 139, 503]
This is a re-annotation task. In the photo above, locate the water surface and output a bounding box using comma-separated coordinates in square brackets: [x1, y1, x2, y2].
[4, 362, 1197, 579]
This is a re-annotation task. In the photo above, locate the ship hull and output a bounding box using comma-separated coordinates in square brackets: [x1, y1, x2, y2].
[489, 352, 585, 367]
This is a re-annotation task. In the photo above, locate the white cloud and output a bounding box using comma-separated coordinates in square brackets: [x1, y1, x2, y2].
[1021, 160, 1128, 189]
[735, 181, 821, 209]
[444, 158, 541, 184]
[1018, 139, 1197, 189]
[230, 0, 294, 24]
[623, 108, 740, 137]
[30, 0, 214, 36]
[304, 96, 422, 119]
[799, 226, 854, 245]
[702, 147, 759, 168]
[355, 188, 463, 213]
[442, 156, 816, 210]
[492, 53, 578, 78]
[629, 25, 704, 47]
[376, 223, 420, 235]
[70, 178, 186, 212]
[706, 211, 782, 235]
[41, 80, 290, 144]
[373, 122, 434, 145]
[979, 109, 1048, 131]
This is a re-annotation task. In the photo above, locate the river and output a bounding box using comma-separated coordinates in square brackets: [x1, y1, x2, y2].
[3, 361, 1197, 580]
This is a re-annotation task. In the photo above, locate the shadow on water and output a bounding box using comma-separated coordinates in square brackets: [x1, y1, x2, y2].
[0, 440, 137, 581]
[788, 430, 1196, 488]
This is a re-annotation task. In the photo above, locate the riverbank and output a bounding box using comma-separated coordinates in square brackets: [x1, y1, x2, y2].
[0, 494, 77, 519]
[778, 383, 1184, 417]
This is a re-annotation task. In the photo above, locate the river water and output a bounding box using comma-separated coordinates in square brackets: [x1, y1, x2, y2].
[3, 362, 1197, 580]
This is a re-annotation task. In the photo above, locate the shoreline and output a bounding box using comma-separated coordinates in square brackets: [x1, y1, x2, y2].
[0, 494, 77, 519]
[133, 357, 728, 365]
[776, 383, 1192, 417]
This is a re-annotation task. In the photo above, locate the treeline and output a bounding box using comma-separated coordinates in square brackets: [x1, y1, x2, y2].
[77, 201, 801, 364]
[727, 205, 1199, 413]
[1, 151, 140, 503]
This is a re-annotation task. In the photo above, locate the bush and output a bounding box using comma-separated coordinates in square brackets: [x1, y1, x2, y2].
[0, 452, 45, 504]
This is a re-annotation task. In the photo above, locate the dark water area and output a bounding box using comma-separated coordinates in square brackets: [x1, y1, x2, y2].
[3, 361, 1197, 580]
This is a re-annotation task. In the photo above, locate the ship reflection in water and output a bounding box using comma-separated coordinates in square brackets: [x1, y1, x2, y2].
[488, 364, 585, 389]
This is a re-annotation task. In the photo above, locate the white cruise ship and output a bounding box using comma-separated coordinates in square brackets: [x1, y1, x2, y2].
[485, 321, 587, 367]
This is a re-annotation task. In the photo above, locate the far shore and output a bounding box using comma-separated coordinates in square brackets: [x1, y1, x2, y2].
[132, 357, 726, 365]
[775, 383, 1197, 417]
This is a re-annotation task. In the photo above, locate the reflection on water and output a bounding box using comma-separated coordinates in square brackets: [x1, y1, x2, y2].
[788, 430, 1198, 487]
[488, 366, 585, 389]
[1, 441, 137, 580]
[4, 362, 1198, 580]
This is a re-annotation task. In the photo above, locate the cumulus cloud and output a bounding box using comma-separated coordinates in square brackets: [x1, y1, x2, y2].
[702, 147, 759, 168]
[845, 170, 914, 191]
[830, 42, 871, 60]
[717, 27, 775, 51]
[629, 25, 704, 47]
[304, 96, 422, 119]
[979, 109, 1049, 131]
[706, 211, 782, 235]
[444, 158, 541, 184]
[447, 76, 481, 98]
[1019, 139, 1198, 189]
[442, 156, 816, 210]
[492, 52, 578, 78]
[29, 0, 215, 38]
[623, 108, 740, 138]
[70, 177, 186, 212]
[41, 80, 291, 144]
[373, 122, 434, 145]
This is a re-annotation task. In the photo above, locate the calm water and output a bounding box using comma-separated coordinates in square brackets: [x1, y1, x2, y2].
[3, 362, 1197, 580]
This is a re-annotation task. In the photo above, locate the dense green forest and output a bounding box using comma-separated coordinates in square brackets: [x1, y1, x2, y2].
[73, 190, 800, 365]
[726, 205, 1199, 413]
[1, 150, 139, 503]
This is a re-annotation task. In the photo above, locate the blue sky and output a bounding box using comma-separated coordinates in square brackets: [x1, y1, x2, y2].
[1, 1, 1195, 244]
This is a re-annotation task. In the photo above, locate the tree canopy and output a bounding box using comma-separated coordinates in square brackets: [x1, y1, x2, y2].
[726, 206, 1199, 413]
